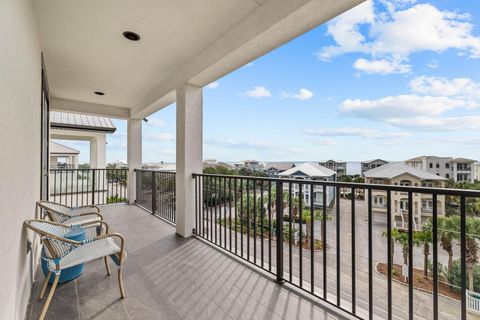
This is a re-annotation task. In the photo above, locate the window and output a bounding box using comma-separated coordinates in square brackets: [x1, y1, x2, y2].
[436, 163, 439, 168]
[400, 180, 411, 186]
[446, 163, 450, 169]
[446, 173, 450, 179]
[422, 200, 433, 211]
[373, 196, 385, 207]
[400, 199, 409, 211]
[429, 163, 433, 168]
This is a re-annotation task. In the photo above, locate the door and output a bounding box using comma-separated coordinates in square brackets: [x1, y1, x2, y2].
[40, 55, 50, 200]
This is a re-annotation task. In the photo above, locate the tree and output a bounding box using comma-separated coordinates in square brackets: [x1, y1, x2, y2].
[438, 216, 456, 275]
[415, 224, 432, 277]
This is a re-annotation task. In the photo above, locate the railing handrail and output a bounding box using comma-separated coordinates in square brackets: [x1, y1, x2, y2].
[192, 173, 480, 197]
[50, 168, 128, 171]
[134, 169, 176, 173]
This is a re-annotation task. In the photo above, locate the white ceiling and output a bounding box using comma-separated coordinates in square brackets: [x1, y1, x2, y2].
[35, 0, 262, 109]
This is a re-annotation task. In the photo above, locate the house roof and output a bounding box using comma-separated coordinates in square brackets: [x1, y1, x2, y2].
[278, 162, 335, 178]
[451, 157, 476, 163]
[50, 141, 80, 155]
[362, 159, 388, 164]
[320, 159, 345, 163]
[50, 111, 116, 133]
[364, 162, 447, 180]
[264, 162, 296, 171]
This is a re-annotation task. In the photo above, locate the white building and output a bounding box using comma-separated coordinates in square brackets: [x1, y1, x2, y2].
[263, 162, 296, 176]
[319, 159, 347, 176]
[475, 162, 480, 182]
[50, 111, 116, 169]
[49, 141, 79, 169]
[361, 159, 388, 176]
[405, 156, 476, 182]
[278, 162, 336, 208]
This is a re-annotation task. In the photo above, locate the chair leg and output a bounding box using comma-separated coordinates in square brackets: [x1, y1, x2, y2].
[104, 256, 111, 275]
[117, 267, 125, 299]
[38, 273, 60, 320]
[38, 271, 52, 300]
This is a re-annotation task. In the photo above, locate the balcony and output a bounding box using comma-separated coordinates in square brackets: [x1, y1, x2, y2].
[26, 204, 347, 320]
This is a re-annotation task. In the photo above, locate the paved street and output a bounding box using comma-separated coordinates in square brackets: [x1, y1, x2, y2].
[199, 198, 471, 319]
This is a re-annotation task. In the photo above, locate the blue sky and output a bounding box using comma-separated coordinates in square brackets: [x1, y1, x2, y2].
[58, 0, 480, 164]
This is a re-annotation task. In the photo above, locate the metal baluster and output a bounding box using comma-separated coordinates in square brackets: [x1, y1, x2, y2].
[323, 185, 327, 299]
[387, 190, 392, 320]
[368, 187, 373, 320]
[432, 193, 438, 320]
[299, 183, 303, 287]
[289, 183, 293, 282]
[336, 185, 341, 305]
[351, 187, 357, 314]
[268, 180, 272, 272]
[461, 195, 467, 320]
[275, 180, 284, 283]
[310, 183, 315, 293]
[261, 181, 264, 268]
[408, 191, 413, 320]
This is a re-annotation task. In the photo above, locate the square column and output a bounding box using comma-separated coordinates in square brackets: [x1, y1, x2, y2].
[176, 84, 203, 237]
[128, 119, 142, 204]
[89, 134, 106, 169]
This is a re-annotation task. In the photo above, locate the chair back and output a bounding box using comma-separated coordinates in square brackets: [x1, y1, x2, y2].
[36, 201, 71, 223]
[24, 219, 80, 260]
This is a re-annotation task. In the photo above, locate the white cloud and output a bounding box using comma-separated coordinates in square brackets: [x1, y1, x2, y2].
[146, 133, 175, 141]
[409, 76, 480, 101]
[442, 137, 480, 145]
[282, 88, 314, 100]
[206, 82, 219, 89]
[305, 127, 411, 139]
[312, 140, 336, 145]
[246, 86, 271, 98]
[340, 94, 465, 120]
[353, 58, 411, 74]
[388, 116, 480, 131]
[427, 59, 439, 69]
[318, 2, 480, 74]
[146, 118, 166, 128]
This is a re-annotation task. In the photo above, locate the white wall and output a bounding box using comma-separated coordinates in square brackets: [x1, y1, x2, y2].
[0, 0, 41, 319]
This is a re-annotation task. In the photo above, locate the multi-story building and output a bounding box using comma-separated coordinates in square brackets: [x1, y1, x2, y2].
[364, 162, 447, 230]
[233, 160, 264, 171]
[49, 142, 79, 169]
[405, 156, 476, 182]
[474, 162, 480, 182]
[278, 162, 336, 208]
[361, 159, 388, 176]
[319, 159, 347, 176]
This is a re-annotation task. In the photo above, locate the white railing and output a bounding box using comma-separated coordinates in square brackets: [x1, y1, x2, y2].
[467, 290, 480, 314]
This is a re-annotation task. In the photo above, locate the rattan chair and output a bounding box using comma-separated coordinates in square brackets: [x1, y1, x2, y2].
[24, 219, 126, 320]
[36, 201, 103, 226]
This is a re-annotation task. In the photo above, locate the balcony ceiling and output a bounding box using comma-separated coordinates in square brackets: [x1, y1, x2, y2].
[35, 0, 363, 118]
[35, 0, 261, 108]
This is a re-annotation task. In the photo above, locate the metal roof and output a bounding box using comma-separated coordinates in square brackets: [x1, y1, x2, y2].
[278, 162, 335, 178]
[50, 141, 80, 155]
[50, 111, 116, 133]
[364, 162, 447, 180]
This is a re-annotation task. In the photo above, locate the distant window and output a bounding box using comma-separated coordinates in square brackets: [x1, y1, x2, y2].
[436, 163, 439, 168]
[446, 173, 450, 179]
[429, 163, 433, 168]
[446, 163, 450, 169]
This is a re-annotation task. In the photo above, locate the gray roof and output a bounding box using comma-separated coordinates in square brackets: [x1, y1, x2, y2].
[50, 111, 116, 133]
[451, 157, 476, 163]
[364, 162, 447, 180]
[264, 162, 296, 171]
[361, 159, 388, 164]
[278, 162, 335, 178]
[50, 141, 80, 155]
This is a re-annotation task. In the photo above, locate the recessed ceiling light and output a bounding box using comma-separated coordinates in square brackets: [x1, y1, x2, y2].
[123, 31, 141, 41]
[94, 91, 105, 96]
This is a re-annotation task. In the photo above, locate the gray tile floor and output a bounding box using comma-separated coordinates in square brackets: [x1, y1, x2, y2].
[26, 205, 350, 320]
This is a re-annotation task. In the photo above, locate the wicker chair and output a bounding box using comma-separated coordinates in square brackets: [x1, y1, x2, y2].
[36, 201, 103, 226]
[24, 219, 126, 320]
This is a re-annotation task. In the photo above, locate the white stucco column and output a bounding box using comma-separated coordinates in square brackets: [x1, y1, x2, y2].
[176, 84, 203, 237]
[128, 118, 142, 204]
[89, 134, 106, 169]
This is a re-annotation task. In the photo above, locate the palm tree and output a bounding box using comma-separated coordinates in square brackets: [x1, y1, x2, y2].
[438, 216, 456, 275]
[415, 224, 432, 277]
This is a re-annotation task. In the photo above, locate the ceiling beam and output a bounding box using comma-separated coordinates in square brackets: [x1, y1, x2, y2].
[50, 97, 130, 119]
[132, 0, 364, 118]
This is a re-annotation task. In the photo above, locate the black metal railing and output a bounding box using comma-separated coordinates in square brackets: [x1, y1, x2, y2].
[193, 173, 480, 320]
[135, 169, 176, 224]
[49, 168, 128, 206]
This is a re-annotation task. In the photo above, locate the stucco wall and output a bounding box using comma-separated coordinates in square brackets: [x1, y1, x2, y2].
[0, 0, 41, 319]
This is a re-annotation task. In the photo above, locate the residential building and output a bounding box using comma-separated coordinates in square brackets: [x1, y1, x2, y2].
[203, 159, 234, 171]
[361, 159, 388, 176]
[49, 141, 79, 169]
[405, 156, 476, 182]
[50, 111, 116, 169]
[319, 159, 347, 176]
[475, 162, 480, 182]
[278, 162, 336, 208]
[364, 162, 447, 229]
[263, 162, 296, 176]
